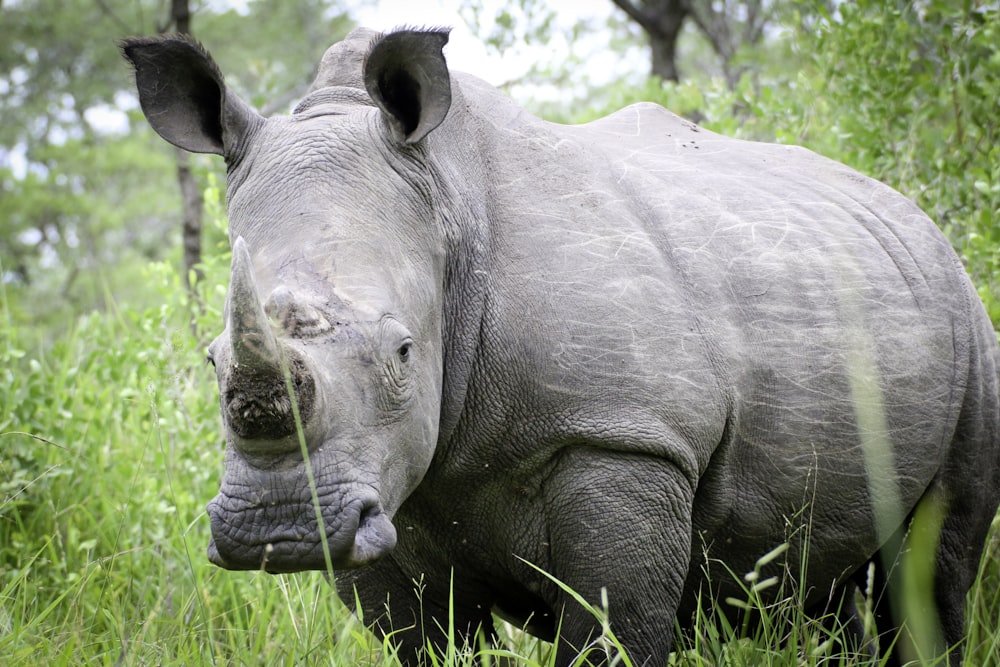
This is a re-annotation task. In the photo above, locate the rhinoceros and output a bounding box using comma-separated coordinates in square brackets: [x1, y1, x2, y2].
[123, 27, 1000, 666]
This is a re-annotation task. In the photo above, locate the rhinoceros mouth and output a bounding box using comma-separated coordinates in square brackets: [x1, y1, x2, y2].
[205, 489, 397, 572]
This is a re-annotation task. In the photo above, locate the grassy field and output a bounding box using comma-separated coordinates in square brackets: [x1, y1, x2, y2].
[2, 243, 999, 666]
[3, 3, 997, 664]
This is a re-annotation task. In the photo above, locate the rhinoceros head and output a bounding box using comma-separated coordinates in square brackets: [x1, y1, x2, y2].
[123, 28, 453, 571]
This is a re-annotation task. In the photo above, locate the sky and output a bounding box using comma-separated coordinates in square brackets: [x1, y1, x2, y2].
[349, 0, 651, 108]
[349, 0, 623, 88]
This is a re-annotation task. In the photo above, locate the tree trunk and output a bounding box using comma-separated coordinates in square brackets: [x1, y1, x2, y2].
[171, 0, 192, 34]
[648, 18, 683, 82]
[165, 0, 205, 330]
[612, 0, 688, 82]
[176, 149, 204, 290]
[613, 0, 778, 89]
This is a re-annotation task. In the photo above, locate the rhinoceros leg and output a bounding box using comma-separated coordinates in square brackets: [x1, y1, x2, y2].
[541, 448, 694, 665]
[334, 556, 499, 666]
[930, 490, 993, 667]
[892, 472, 997, 667]
[869, 439, 998, 665]
[929, 365, 1000, 667]
[861, 492, 988, 667]
[804, 578, 876, 660]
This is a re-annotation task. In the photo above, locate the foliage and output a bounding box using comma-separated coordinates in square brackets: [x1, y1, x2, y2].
[458, 0, 824, 114]
[458, 0, 655, 108]
[2, 1, 999, 665]
[0, 0, 352, 330]
[2, 0, 170, 322]
[549, 1, 1000, 328]
[460, 0, 559, 56]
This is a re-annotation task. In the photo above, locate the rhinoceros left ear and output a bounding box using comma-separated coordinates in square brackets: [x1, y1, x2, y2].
[363, 28, 451, 145]
[121, 35, 260, 157]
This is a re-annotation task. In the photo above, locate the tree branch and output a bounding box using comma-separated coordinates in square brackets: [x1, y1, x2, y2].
[611, 0, 652, 29]
[94, 0, 132, 34]
[685, 0, 732, 61]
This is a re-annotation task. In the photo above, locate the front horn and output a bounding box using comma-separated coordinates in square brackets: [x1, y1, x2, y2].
[228, 237, 283, 373]
[222, 238, 315, 443]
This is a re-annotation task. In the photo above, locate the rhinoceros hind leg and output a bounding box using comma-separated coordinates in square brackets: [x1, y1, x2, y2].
[805, 579, 877, 661]
[865, 480, 991, 667]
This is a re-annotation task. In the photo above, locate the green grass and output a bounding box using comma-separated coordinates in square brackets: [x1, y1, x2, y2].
[0, 282, 996, 667]
[0, 263, 381, 665]
[1, 256, 998, 666]
[4, 6, 996, 663]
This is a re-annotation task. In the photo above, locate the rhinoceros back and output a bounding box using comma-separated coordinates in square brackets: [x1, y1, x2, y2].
[583, 102, 991, 582]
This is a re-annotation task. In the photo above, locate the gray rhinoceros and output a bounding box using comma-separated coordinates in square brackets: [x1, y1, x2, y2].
[123, 27, 1000, 666]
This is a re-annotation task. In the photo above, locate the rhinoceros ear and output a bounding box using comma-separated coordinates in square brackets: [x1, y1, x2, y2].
[363, 28, 451, 145]
[121, 35, 259, 157]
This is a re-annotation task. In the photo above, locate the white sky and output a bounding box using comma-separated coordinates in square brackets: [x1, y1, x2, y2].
[348, 0, 627, 88]
[355, 0, 563, 85]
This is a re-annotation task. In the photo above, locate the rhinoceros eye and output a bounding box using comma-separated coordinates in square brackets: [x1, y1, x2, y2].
[378, 318, 414, 401]
[380, 337, 414, 407]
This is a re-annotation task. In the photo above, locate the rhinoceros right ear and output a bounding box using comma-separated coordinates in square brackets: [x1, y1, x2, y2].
[363, 28, 451, 145]
[121, 35, 259, 157]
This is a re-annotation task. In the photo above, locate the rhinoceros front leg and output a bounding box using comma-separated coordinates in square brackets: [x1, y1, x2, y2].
[541, 447, 694, 665]
[334, 556, 497, 666]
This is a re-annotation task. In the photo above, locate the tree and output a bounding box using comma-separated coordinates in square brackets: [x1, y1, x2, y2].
[0, 0, 353, 330]
[611, 0, 688, 82]
[462, 0, 775, 85]
[1, 0, 178, 322]
[164, 0, 207, 305]
[459, 0, 827, 122]
[612, 0, 828, 87]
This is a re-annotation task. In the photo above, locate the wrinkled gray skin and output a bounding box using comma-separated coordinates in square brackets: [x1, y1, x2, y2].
[123, 28, 1000, 666]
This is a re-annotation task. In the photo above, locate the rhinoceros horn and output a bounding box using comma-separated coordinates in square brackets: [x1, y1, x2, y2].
[228, 237, 282, 373]
[223, 237, 316, 443]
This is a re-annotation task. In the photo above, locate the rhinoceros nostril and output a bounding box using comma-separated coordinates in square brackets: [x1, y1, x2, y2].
[350, 501, 397, 565]
[223, 352, 316, 443]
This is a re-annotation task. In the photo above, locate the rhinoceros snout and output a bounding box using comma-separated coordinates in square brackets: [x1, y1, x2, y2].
[222, 351, 316, 444]
[206, 483, 397, 572]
